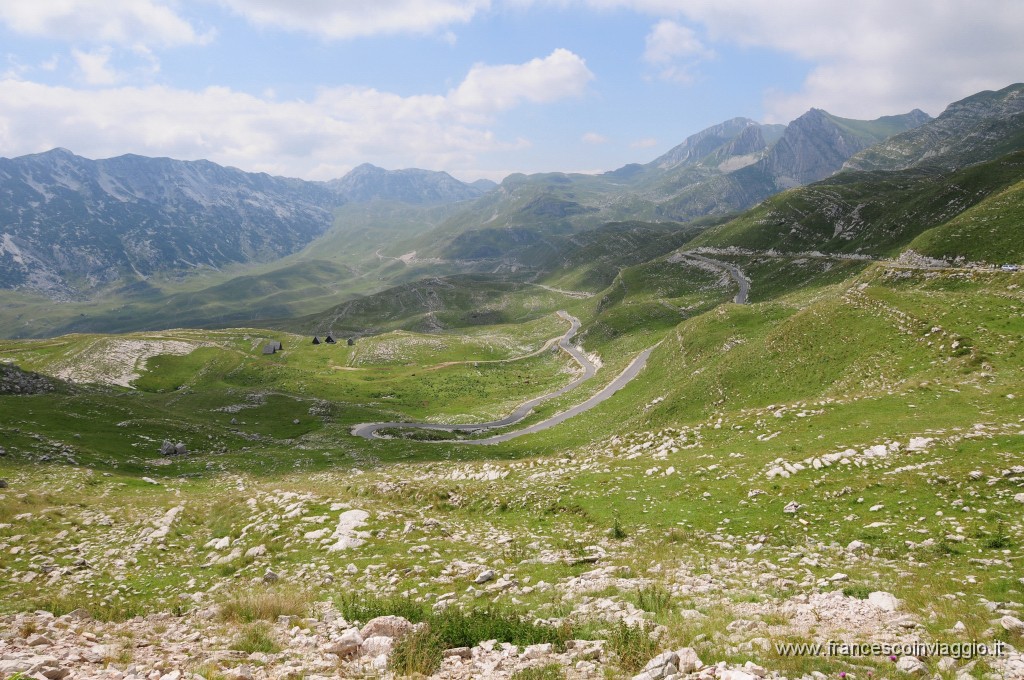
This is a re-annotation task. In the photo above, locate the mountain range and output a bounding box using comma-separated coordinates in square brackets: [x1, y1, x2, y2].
[0, 153, 490, 299]
[1, 83, 1022, 337]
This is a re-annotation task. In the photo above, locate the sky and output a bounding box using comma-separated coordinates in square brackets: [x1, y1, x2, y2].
[0, 1, 1021, 182]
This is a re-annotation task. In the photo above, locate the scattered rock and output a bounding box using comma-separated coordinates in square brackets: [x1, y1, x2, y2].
[896, 656, 927, 675]
[360, 634, 394, 658]
[444, 647, 473, 659]
[523, 642, 553, 659]
[325, 628, 362, 658]
[634, 650, 679, 680]
[783, 501, 800, 514]
[360, 615, 414, 640]
[676, 647, 703, 673]
[474, 569, 496, 584]
[867, 591, 900, 612]
[1001, 615, 1024, 634]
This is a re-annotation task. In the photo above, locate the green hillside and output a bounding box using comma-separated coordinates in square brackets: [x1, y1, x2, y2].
[691, 150, 1024, 256]
[909, 178, 1024, 264]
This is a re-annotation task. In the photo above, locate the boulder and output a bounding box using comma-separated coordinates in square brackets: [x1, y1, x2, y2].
[896, 656, 927, 675]
[633, 651, 679, 680]
[325, 628, 362, 658]
[675, 647, 703, 673]
[720, 671, 759, 680]
[523, 643, 553, 659]
[474, 569, 496, 584]
[443, 647, 472, 659]
[1000, 615, 1024, 634]
[360, 615, 414, 640]
[360, 635, 394, 658]
[159, 440, 176, 456]
[867, 591, 900, 611]
[175, 442, 187, 455]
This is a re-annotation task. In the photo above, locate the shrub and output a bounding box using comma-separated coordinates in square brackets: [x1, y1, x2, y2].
[231, 623, 280, 654]
[842, 584, 872, 599]
[610, 512, 628, 540]
[430, 605, 572, 650]
[606, 620, 661, 673]
[630, 584, 673, 615]
[510, 664, 566, 680]
[984, 521, 1012, 550]
[389, 625, 444, 676]
[218, 587, 311, 623]
[335, 592, 428, 624]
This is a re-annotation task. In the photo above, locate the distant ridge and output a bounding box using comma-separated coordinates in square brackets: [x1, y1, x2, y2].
[0, 150, 491, 298]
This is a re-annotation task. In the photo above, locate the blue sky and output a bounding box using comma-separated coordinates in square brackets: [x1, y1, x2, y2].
[1, 1, 1021, 181]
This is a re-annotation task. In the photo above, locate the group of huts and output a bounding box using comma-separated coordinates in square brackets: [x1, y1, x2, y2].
[261, 335, 354, 356]
[312, 334, 355, 346]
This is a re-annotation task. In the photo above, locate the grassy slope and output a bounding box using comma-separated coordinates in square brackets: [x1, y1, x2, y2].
[691, 151, 1024, 256]
[2, 255, 1023, 678]
[908, 177, 1024, 263]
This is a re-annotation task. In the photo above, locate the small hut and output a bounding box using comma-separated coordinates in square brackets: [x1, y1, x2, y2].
[325, 334, 337, 344]
[347, 337, 355, 346]
[262, 343, 277, 355]
[312, 336, 321, 345]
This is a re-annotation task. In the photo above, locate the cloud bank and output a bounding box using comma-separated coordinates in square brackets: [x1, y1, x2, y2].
[0, 49, 594, 180]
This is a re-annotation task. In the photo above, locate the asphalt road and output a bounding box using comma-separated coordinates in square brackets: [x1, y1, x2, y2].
[678, 253, 750, 303]
[351, 311, 595, 440]
[351, 254, 750, 445]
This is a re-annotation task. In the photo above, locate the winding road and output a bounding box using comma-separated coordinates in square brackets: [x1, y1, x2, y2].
[351, 311, 651, 445]
[672, 252, 751, 303]
[351, 257, 751, 445]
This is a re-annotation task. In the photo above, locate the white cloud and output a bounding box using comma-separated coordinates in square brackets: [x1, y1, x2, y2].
[642, 20, 713, 84]
[582, 132, 607, 144]
[72, 48, 120, 86]
[0, 49, 593, 180]
[450, 48, 594, 114]
[216, 0, 490, 39]
[643, 20, 710, 64]
[539, 0, 1024, 120]
[0, 1, 210, 47]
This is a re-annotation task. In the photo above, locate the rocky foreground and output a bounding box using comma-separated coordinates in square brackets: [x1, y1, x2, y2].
[2, 584, 1024, 680]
